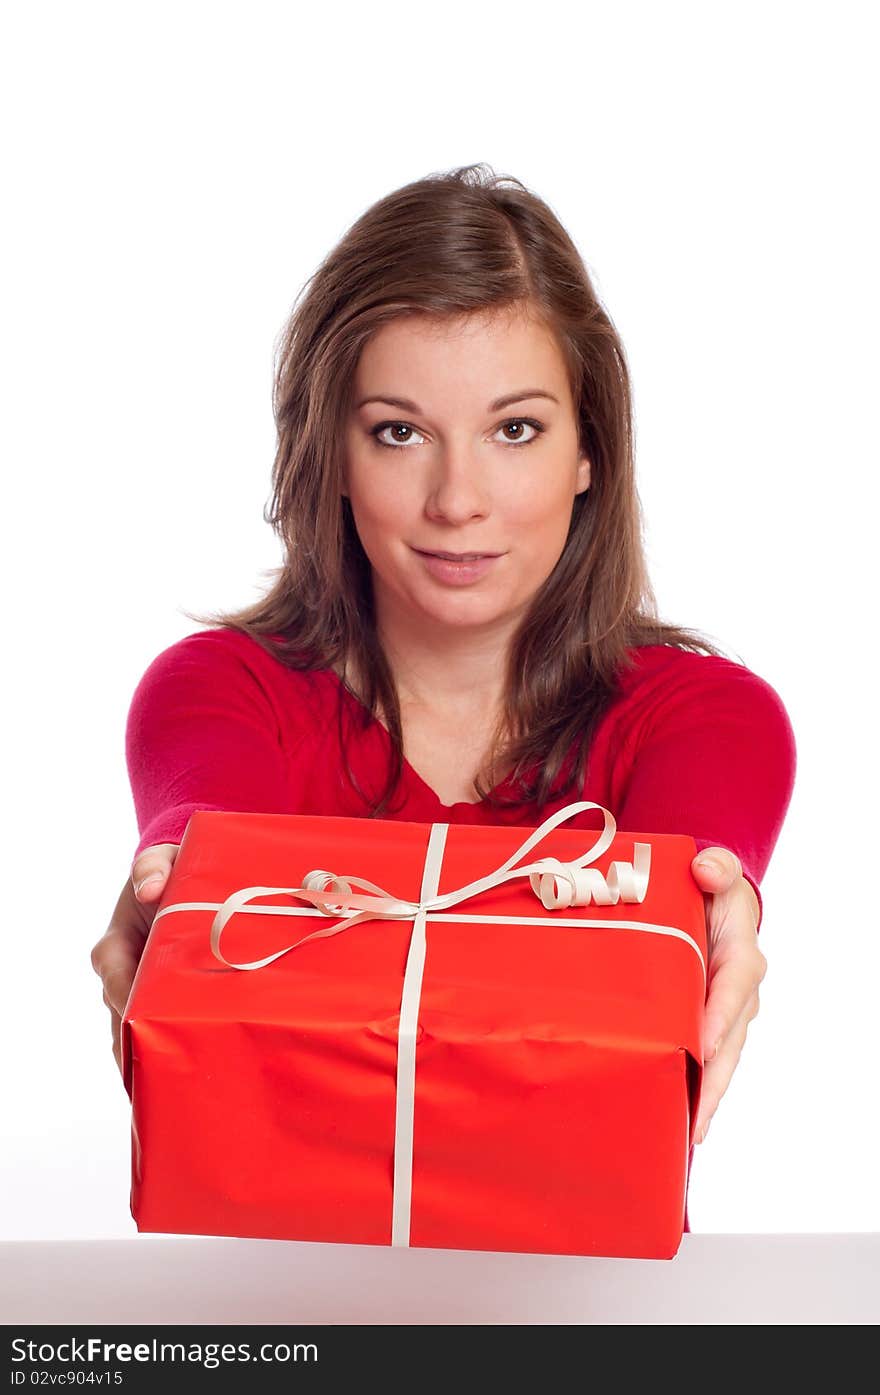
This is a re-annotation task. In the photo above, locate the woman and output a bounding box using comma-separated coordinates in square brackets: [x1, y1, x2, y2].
[91, 163, 796, 1227]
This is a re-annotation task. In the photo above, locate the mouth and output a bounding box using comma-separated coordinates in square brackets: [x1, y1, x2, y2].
[413, 549, 504, 561]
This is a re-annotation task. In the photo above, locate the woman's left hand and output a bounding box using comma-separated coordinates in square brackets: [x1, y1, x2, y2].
[689, 848, 767, 1144]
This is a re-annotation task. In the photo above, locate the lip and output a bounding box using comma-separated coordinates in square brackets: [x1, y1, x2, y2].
[412, 548, 504, 586]
[413, 549, 504, 561]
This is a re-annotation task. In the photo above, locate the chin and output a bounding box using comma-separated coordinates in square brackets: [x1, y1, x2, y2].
[415, 595, 512, 629]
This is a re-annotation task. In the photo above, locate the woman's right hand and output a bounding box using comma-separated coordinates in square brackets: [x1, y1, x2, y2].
[90, 843, 180, 1078]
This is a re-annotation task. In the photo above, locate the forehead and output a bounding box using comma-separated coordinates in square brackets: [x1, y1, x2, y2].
[354, 308, 569, 400]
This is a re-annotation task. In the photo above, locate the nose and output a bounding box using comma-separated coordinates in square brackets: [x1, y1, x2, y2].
[423, 445, 491, 526]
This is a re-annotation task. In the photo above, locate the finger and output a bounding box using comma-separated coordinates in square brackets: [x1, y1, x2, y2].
[694, 990, 761, 1142]
[691, 847, 742, 892]
[91, 892, 149, 990]
[131, 843, 179, 903]
[93, 938, 141, 1017]
[132, 860, 169, 902]
[702, 940, 767, 1060]
[110, 1004, 122, 1072]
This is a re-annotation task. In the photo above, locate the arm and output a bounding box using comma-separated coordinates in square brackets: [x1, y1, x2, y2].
[614, 653, 797, 1141]
[125, 627, 295, 862]
[615, 655, 797, 930]
[95, 628, 298, 1082]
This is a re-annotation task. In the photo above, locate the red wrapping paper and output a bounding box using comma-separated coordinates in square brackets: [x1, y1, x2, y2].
[121, 807, 707, 1259]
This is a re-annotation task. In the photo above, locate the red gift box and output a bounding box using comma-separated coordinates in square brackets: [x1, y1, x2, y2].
[121, 801, 707, 1259]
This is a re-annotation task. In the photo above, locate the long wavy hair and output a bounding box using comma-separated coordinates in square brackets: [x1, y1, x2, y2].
[189, 162, 729, 816]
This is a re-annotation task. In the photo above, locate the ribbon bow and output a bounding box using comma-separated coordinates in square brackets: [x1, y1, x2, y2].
[207, 799, 651, 971]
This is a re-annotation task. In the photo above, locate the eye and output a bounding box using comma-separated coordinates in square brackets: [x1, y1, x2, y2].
[369, 421, 427, 449]
[369, 417, 546, 449]
[493, 418, 545, 447]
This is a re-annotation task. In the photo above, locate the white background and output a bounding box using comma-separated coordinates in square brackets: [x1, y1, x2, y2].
[1, 1, 877, 1241]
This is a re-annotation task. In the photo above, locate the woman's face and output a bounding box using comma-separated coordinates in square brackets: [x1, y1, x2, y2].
[343, 307, 590, 639]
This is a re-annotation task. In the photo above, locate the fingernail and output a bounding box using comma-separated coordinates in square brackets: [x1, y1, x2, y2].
[696, 856, 722, 874]
[700, 1118, 711, 1143]
[712, 1037, 722, 1060]
[135, 873, 164, 895]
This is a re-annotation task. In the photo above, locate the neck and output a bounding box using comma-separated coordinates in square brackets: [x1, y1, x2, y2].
[372, 607, 515, 721]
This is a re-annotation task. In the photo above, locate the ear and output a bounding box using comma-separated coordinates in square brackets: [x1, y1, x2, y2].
[575, 454, 591, 495]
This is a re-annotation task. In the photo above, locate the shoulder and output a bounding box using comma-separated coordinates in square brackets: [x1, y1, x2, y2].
[134, 626, 321, 681]
[130, 627, 257, 700]
[619, 642, 785, 700]
[614, 643, 796, 746]
[128, 627, 334, 722]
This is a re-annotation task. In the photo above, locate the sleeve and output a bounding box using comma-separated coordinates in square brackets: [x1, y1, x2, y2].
[615, 656, 797, 931]
[125, 629, 294, 867]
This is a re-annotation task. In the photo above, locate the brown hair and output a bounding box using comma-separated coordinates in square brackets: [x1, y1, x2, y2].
[188, 162, 730, 815]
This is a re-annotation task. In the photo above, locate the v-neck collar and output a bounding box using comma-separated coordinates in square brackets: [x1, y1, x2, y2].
[327, 668, 515, 813]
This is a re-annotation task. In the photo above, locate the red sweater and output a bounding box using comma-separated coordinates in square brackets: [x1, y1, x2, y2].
[124, 626, 797, 1234]
[126, 627, 796, 926]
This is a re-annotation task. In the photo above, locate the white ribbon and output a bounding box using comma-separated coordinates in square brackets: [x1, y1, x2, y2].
[151, 799, 705, 1246]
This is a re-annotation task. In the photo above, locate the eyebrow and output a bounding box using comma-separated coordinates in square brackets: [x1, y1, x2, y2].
[354, 388, 560, 412]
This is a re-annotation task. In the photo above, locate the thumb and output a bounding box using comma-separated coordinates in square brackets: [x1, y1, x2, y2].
[131, 843, 179, 903]
[691, 848, 741, 893]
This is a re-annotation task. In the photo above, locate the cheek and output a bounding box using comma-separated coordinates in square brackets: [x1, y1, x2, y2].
[507, 481, 574, 540]
[348, 475, 416, 546]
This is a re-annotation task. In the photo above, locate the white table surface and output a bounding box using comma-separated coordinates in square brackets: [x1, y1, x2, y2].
[1, 1234, 878, 1325]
